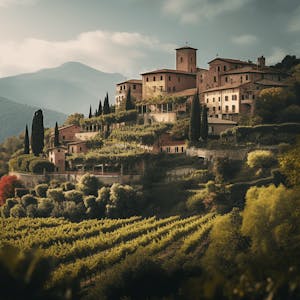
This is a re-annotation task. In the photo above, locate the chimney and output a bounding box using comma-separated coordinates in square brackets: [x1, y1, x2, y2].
[257, 56, 265, 68]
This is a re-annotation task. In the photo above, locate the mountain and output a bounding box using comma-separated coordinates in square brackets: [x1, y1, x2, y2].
[0, 96, 66, 142]
[0, 62, 126, 115]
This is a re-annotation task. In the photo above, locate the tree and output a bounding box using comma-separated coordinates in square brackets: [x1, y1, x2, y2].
[125, 87, 135, 110]
[189, 91, 201, 142]
[77, 173, 102, 196]
[24, 125, 30, 154]
[98, 99, 103, 116]
[94, 109, 98, 117]
[31, 109, 44, 156]
[103, 92, 111, 115]
[200, 105, 208, 140]
[247, 150, 276, 169]
[54, 122, 59, 147]
[88, 105, 92, 118]
[0, 175, 22, 205]
[64, 113, 84, 126]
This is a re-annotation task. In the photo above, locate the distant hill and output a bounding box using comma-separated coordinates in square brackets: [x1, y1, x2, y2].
[0, 96, 66, 142]
[0, 62, 126, 115]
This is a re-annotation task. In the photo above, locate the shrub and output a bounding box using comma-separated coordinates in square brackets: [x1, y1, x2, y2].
[247, 150, 276, 169]
[64, 190, 83, 204]
[6, 198, 18, 208]
[61, 181, 75, 191]
[49, 179, 62, 188]
[14, 188, 30, 198]
[21, 194, 38, 207]
[29, 159, 55, 174]
[206, 181, 216, 193]
[63, 201, 86, 222]
[35, 184, 48, 198]
[213, 158, 241, 183]
[46, 188, 65, 202]
[1, 204, 11, 218]
[77, 173, 102, 196]
[37, 198, 54, 217]
[0, 175, 23, 205]
[186, 190, 206, 212]
[26, 204, 38, 217]
[10, 204, 26, 218]
[83, 196, 97, 208]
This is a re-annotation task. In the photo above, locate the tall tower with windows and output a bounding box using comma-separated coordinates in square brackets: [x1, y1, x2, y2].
[176, 46, 197, 73]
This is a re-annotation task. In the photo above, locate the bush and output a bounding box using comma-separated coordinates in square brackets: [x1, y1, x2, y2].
[37, 198, 54, 217]
[0, 175, 23, 205]
[29, 159, 55, 174]
[21, 194, 38, 207]
[6, 198, 18, 208]
[213, 158, 241, 183]
[63, 201, 86, 222]
[1, 204, 11, 218]
[49, 179, 61, 189]
[26, 204, 38, 217]
[247, 150, 276, 169]
[83, 196, 97, 208]
[186, 190, 206, 212]
[35, 184, 48, 198]
[77, 173, 101, 196]
[10, 204, 26, 217]
[46, 188, 65, 202]
[64, 190, 83, 204]
[14, 188, 30, 198]
[61, 181, 75, 191]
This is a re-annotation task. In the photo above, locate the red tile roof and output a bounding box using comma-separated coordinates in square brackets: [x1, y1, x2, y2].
[208, 57, 255, 65]
[116, 79, 142, 85]
[141, 69, 196, 76]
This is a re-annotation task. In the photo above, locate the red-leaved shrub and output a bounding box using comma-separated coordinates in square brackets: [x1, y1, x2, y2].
[0, 175, 23, 205]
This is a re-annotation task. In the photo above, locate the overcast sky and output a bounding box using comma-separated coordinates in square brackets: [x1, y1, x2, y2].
[0, 0, 299, 78]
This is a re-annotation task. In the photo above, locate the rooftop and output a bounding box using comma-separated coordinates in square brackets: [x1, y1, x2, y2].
[68, 140, 87, 145]
[203, 83, 246, 93]
[116, 79, 142, 85]
[169, 88, 197, 97]
[175, 46, 198, 51]
[208, 57, 255, 66]
[255, 79, 289, 86]
[141, 68, 196, 76]
[224, 66, 282, 75]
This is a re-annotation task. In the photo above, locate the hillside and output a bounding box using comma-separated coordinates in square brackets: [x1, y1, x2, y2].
[0, 96, 66, 142]
[0, 62, 126, 115]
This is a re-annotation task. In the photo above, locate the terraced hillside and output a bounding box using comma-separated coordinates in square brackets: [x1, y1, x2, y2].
[1, 214, 216, 297]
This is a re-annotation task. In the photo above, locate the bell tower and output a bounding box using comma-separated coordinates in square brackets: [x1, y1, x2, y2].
[176, 46, 197, 73]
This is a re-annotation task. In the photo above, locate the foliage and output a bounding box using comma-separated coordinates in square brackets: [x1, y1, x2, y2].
[189, 92, 201, 142]
[54, 122, 59, 147]
[279, 138, 300, 186]
[64, 113, 84, 126]
[31, 109, 44, 156]
[61, 181, 75, 191]
[24, 124, 30, 154]
[103, 92, 110, 115]
[29, 159, 55, 174]
[213, 158, 241, 183]
[136, 95, 187, 105]
[46, 188, 65, 202]
[64, 190, 84, 204]
[125, 87, 135, 110]
[170, 118, 189, 140]
[35, 183, 49, 198]
[85, 134, 103, 149]
[20, 194, 38, 207]
[0, 175, 23, 205]
[200, 106, 208, 140]
[10, 204, 26, 217]
[247, 150, 276, 169]
[77, 173, 102, 196]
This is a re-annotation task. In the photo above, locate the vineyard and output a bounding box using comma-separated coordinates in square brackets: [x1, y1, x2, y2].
[1, 214, 216, 298]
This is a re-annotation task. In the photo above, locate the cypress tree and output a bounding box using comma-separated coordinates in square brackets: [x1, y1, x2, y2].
[88, 105, 92, 118]
[98, 99, 102, 116]
[200, 105, 209, 140]
[103, 93, 110, 115]
[189, 92, 201, 142]
[24, 124, 30, 154]
[94, 109, 98, 117]
[31, 109, 44, 156]
[54, 122, 59, 147]
[125, 87, 135, 110]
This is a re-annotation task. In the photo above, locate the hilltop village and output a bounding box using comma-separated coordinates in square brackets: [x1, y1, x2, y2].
[40, 46, 289, 176]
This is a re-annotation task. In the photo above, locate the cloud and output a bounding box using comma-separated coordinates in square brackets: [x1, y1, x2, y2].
[0, 0, 37, 7]
[266, 47, 286, 65]
[0, 30, 177, 77]
[232, 34, 258, 45]
[162, 0, 252, 24]
[288, 5, 300, 32]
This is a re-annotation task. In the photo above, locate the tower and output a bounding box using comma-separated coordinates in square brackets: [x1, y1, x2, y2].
[176, 46, 197, 73]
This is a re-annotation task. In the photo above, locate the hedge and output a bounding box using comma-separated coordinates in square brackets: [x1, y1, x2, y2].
[9, 155, 55, 173]
[29, 159, 55, 174]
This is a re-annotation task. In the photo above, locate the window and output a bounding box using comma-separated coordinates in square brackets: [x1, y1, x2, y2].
[246, 74, 249, 80]
[232, 105, 236, 112]
[213, 107, 216, 112]
[166, 147, 170, 153]
[79, 147, 82, 151]
[217, 66, 220, 71]
[206, 98, 209, 103]
[120, 86, 122, 90]
[160, 86, 163, 91]
[173, 86, 176, 92]
[178, 77, 180, 82]
[181, 147, 184, 152]
[225, 77, 228, 83]
[225, 105, 229, 112]
[214, 76, 217, 82]
[180, 57, 183, 63]
[133, 84, 136, 90]
[218, 97, 221, 102]
[175, 147, 179, 153]
[241, 95, 245, 100]
[58, 149, 60, 152]
[153, 76, 156, 81]
[213, 97, 215, 102]
[225, 96, 228, 101]
[160, 75, 163, 80]
[63, 136, 65, 140]
[252, 95, 255, 99]
[232, 95, 237, 100]
[168, 76, 171, 81]
[240, 76, 243, 83]
[160, 147, 163, 152]
[218, 106, 221, 111]
[146, 77, 149, 82]
[224, 65, 227, 71]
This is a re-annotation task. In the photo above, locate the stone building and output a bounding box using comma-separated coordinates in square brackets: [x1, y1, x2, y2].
[48, 146, 67, 172]
[115, 79, 142, 108]
[50, 124, 81, 145]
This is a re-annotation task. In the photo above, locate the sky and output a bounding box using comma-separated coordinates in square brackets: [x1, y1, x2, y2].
[0, 0, 299, 78]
